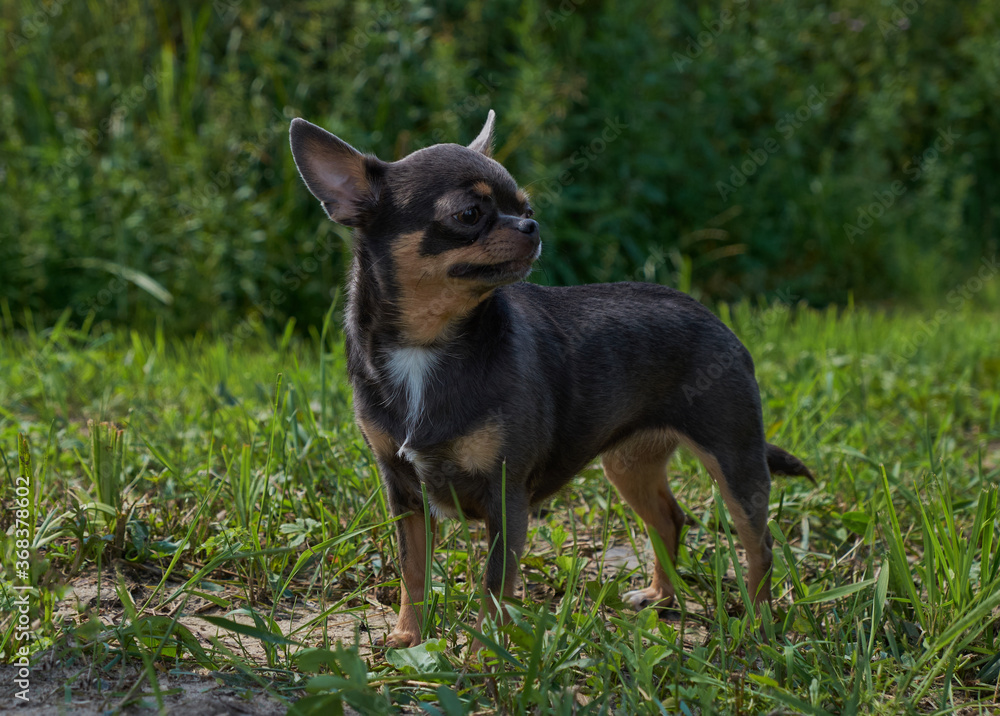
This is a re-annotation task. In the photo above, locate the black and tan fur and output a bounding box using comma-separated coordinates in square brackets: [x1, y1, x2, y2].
[289, 111, 813, 648]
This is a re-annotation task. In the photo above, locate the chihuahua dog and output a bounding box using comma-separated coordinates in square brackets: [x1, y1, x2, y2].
[289, 111, 812, 648]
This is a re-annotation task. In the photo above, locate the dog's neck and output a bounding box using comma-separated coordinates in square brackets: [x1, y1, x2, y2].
[344, 242, 388, 347]
[344, 237, 502, 355]
[344, 242, 510, 438]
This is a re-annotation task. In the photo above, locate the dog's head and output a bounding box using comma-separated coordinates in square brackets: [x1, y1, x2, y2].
[289, 112, 540, 344]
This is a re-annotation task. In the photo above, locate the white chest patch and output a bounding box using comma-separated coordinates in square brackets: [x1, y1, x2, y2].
[384, 346, 439, 429]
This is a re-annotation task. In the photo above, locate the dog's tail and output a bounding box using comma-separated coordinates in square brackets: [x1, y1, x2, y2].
[766, 443, 815, 484]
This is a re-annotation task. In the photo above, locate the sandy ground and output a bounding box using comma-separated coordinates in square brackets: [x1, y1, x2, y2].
[1, 664, 290, 715]
[1, 540, 719, 715]
[0, 564, 396, 715]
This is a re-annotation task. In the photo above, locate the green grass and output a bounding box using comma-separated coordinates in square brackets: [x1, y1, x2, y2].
[2, 300, 999, 714]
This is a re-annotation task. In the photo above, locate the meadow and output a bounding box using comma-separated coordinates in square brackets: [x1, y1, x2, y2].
[2, 297, 999, 714]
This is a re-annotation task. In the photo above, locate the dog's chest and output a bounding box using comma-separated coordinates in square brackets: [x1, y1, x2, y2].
[375, 346, 509, 518]
[384, 346, 439, 429]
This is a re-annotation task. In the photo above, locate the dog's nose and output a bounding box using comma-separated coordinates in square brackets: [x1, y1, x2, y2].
[517, 218, 539, 238]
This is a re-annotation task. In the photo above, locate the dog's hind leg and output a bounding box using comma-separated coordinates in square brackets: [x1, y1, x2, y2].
[681, 436, 774, 609]
[602, 431, 685, 609]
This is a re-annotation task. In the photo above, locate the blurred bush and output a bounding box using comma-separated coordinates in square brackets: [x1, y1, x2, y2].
[1, 0, 997, 333]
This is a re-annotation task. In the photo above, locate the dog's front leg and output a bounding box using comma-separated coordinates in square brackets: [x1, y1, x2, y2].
[473, 489, 527, 649]
[384, 508, 436, 648]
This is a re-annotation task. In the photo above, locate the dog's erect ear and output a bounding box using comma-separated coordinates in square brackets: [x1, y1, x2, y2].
[468, 109, 496, 158]
[289, 118, 382, 226]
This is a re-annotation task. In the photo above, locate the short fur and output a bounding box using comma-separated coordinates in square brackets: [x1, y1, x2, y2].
[289, 112, 813, 648]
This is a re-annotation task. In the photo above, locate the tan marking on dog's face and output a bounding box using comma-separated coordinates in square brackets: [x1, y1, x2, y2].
[357, 416, 397, 460]
[450, 419, 504, 473]
[391, 231, 495, 345]
[392, 229, 537, 344]
[515, 188, 529, 205]
[472, 181, 493, 197]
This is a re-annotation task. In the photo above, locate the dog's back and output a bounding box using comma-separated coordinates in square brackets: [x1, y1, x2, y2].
[496, 281, 766, 499]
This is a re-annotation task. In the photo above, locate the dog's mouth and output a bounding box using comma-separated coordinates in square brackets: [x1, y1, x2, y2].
[448, 253, 539, 283]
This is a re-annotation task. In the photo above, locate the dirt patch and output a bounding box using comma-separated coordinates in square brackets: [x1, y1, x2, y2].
[3, 534, 730, 714]
[1, 564, 401, 715]
[1, 665, 290, 715]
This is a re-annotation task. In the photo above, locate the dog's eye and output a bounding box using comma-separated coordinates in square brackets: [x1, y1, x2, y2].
[454, 207, 481, 226]
[523, 207, 535, 219]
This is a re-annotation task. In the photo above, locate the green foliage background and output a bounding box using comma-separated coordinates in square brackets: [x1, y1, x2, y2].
[2, 0, 997, 333]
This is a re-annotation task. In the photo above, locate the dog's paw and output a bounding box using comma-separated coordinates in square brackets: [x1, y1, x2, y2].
[623, 587, 674, 610]
[375, 630, 420, 649]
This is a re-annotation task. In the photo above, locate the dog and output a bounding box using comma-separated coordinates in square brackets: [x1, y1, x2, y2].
[288, 111, 813, 649]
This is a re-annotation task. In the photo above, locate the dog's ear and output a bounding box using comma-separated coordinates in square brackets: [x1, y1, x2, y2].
[468, 109, 496, 158]
[289, 118, 382, 226]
